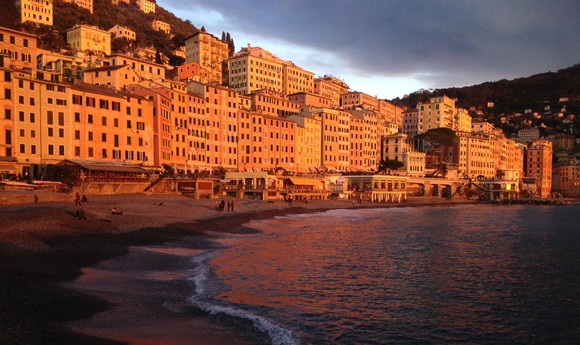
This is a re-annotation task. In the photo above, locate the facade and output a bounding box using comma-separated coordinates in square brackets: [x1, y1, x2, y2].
[456, 108, 472, 132]
[314, 75, 349, 108]
[109, 53, 166, 81]
[66, 25, 111, 56]
[18, 0, 53, 26]
[63, 0, 93, 13]
[526, 139, 552, 198]
[227, 45, 314, 96]
[381, 133, 426, 177]
[249, 89, 301, 118]
[288, 92, 333, 109]
[416, 95, 456, 134]
[472, 120, 495, 134]
[137, 0, 155, 13]
[517, 127, 540, 144]
[82, 64, 140, 89]
[170, 61, 211, 83]
[287, 112, 321, 174]
[345, 175, 407, 203]
[401, 108, 419, 136]
[108, 25, 136, 41]
[185, 31, 229, 85]
[556, 164, 580, 197]
[452, 131, 496, 179]
[151, 20, 170, 35]
[0, 27, 38, 70]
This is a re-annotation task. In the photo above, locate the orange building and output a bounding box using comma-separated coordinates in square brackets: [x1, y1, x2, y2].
[526, 139, 552, 198]
[314, 75, 349, 108]
[0, 26, 38, 71]
[185, 31, 229, 85]
[249, 89, 301, 118]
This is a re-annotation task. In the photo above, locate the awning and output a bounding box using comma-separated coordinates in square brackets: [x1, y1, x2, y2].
[0, 163, 18, 173]
[58, 159, 147, 173]
[286, 177, 320, 186]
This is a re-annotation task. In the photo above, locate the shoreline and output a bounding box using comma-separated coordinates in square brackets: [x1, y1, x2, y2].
[0, 193, 486, 344]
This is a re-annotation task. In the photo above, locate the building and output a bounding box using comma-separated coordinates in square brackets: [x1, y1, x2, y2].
[526, 139, 552, 198]
[136, 0, 155, 13]
[452, 131, 496, 179]
[226, 44, 314, 96]
[416, 95, 456, 134]
[0, 26, 38, 70]
[381, 133, 426, 177]
[517, 127, 540, 144]
[556, 164, 580, 197]
[314, 75, 349, 108]
[63, 0, 93, 13]
[455, 108, 472, 132]
[66, 25, 111, 56]
[250, 89, 301, 118]
[108, 25, 136, 41]
[287, 112, 322, 174]
[17, 0, 53, 26]
[401, 108, 419, 136]
[472, 120, 494, 134]
[82, 64, 140, 89]
[341, 91, 379, 111]
[185, 30, 229, 85]
[169, 61, 211, 83]
[109, 53, 166, 81]
[151, 20, 170, 35]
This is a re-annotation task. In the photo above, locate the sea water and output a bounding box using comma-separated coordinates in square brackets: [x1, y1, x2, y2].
[186, 204, 580, 345]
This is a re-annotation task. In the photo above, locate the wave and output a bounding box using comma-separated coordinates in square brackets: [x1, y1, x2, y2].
[187, 250, 301, 345]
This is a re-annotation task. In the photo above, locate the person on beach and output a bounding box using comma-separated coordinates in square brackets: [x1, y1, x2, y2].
[230, 200, 234, 211]
[219, 200, 225, 211]
[227, 201, 231, 211]
[74, 192, 82, 206]
[112, 207, 123, 215]
[75, 206, 87, 220]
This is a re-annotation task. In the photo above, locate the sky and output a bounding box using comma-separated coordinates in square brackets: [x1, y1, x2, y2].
[157, 0, 580, 100]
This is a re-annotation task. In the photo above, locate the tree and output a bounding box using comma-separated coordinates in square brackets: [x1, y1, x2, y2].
[378, 159, 404, 173]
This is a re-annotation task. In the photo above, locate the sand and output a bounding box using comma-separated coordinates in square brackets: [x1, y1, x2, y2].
[0, 192, 477, 344]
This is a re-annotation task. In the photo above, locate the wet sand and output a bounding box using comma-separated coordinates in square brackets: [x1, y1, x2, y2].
[0, 193, 477, 344]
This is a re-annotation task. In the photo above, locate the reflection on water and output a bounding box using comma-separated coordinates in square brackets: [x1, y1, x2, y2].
[206, 205, 580, 344]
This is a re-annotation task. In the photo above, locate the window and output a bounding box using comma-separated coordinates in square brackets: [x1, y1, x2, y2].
[75, 130, 80, 140]
[20, 144, 25, 154]
[59, 145, 65, 156]
[102, 116, 107, 126]
[47, 111, 54, 125]
[48, 145, 54, 155]
[4, 109, 11, 119]
[4, 89, 10, 99]
[102, 133, 107, 142]
[88, 114, 93, 124]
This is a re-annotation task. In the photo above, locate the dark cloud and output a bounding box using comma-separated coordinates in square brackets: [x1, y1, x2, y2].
[159, 0, 580, 89]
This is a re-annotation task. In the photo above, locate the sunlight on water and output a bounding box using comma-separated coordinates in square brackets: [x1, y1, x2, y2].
[194, 204, 580, 344]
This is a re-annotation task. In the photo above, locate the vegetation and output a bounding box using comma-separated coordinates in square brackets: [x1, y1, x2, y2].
[378, 159, 404, 172]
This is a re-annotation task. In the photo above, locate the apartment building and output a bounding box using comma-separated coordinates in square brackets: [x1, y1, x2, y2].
[472, 120, 494, 134]
[227, 44, 314, 96]
[0, 26, 38, 70]
[70, 82, 154, 165]
[341, 91, 379, 110]
[151, 20, 170, 35]
[108, 25, 136, 41]
[0, 55, 15, 161]
[17, 0, 53, 26]
[417, 95, 456, 134]
[63, 0, 93, 13]
[309, 108, 351, 172]
[526, 139, 552, 198]
[109, 53, 166, 81]
[188, 81, 239, 170]
[556, 164, 580, 197]
[170, 61, 211, 83]
[287, 112, 321, 174]
[381, 133, 426, 177]
[261, 115, 297, 172]
[378, 99, 405, 127]
[401, 108, 419, 136]
[250, 89, 301, 118]
[517, 127, 540, 144]
[287, 91, 333, 109]
[314, 75, 349, 108]
[83, 64, 140, 89]
[456, 108, 472, 132]
[452, 131, 496, 179]
[66, 24, 111, 56]
[349, 108, 379, 170]
[185, 31, 229, 85]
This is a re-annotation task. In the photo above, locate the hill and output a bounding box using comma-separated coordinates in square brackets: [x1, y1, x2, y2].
[392, 64, 580, 115]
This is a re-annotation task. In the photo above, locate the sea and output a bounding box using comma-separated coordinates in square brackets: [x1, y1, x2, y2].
[183, 203, 580, 345]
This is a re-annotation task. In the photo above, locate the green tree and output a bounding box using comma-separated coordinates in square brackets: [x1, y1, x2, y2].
[378, 159, 404, 173]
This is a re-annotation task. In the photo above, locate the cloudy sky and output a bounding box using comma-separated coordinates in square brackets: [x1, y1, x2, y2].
[157, 0, 580, 99]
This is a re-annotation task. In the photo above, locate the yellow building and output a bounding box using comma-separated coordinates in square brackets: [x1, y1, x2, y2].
[17, 0, 53, 26]
[381, 133, 426, 177]
[66, 25, 111, 56]
[341, 91, 379, 110]
[349, 114, 366, 171]
[0, 26, 38, 70]
[378, 99, 405, 127]
[108, 25, 136, 41]
[137, 0, 155, 13]
[227, 44, 314, 96]
[526, 139, 552, 198]
[417, 95, 456, 134]
[83, 65, 140, 89]
[151, 20, 170, 35]
[185, 31, 229, 85]
[402, 108, 419, 136]
[349, 108, 378, 170]
[109, 53, 166, 81]
[452, 131, 496, 179]
[456, 108, 472, 132]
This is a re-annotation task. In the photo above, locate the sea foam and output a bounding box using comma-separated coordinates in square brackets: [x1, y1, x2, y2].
[187, 250, 301, 345]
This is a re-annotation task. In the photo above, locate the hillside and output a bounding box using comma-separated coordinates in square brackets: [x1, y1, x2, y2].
[392, 64, 580, 115]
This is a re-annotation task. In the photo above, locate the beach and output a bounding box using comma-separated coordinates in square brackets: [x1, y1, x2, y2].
[0, 192, 477, 344]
